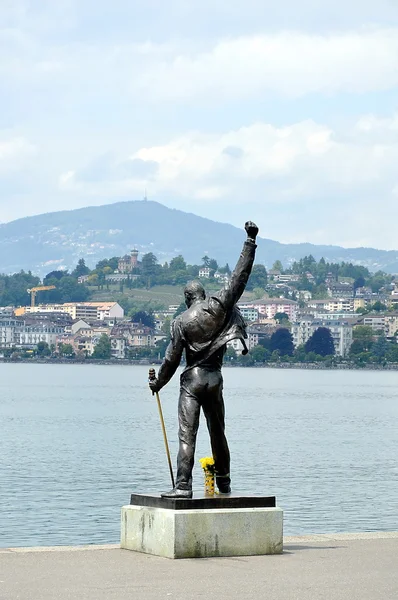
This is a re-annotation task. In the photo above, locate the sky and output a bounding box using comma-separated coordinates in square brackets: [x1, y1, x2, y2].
[1, 0, 398, 250]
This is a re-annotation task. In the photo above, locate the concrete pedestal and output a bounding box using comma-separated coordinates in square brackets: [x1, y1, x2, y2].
[121, 495, 283, 559]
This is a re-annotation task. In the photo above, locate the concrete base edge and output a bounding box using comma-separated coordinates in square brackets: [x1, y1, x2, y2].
[120, 504, 283, 559]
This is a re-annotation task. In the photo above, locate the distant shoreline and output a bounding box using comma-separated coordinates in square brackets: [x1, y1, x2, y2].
[0, 358, 397, 371]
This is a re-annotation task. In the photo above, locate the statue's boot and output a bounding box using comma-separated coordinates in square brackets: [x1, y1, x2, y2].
[216, 474, 231, 494]
[161, 487, 193, 499]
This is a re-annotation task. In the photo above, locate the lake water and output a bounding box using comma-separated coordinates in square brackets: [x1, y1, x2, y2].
[1, 363, 397, 547]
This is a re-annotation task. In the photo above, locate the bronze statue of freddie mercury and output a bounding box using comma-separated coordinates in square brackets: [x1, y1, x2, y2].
[149, 221, 259, 497]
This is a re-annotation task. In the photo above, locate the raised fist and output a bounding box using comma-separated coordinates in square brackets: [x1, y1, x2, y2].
[245, 221, 259, 241]
[149, 378, 160, 394]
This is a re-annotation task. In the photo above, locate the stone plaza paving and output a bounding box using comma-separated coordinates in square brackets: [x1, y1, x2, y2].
[1, 532, 397, 600]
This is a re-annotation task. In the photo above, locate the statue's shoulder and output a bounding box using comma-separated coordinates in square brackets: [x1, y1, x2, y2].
[178, 301, 207, 324]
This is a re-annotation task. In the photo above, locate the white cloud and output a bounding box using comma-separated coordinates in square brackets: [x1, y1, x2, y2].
[56, 113, 398, 248]
[2, 2, 398, 250]
[0, 134, 36, 171]
[138, 29, 398, 101]
[129, 115, 398, 194]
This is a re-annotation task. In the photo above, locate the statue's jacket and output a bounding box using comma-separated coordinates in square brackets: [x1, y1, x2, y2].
[157, 239, 257, 389]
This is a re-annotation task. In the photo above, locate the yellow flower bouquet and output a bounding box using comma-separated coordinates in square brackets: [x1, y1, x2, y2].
[199, 456, 215, 495]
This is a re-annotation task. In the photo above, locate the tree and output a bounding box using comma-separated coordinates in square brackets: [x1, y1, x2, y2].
[208, 258, 218, 272]
[297, 274, 312, 292]
[371, 301, 387, 312]
[44, 270, 67, 282]
[92, 334, 112, 359]
[354, 276, 366, 290]
[58, 276, 90, 302]
[371, 335, 388, 362]
[236, 352, 254, 366]
[353, 325, 374, 352]
[270, 328, 294, 356]
[0, 271, 40, 306]
[161, 317, 172, 337]
[272, 260, 283, 272]
[247, 264, 268, 290]
[169, 256, 187, 272]
[141, 252, 158, 276]
[274, 312, 290, 324]
[71, 258, 90, 278]
[305, 327, 335, 356]
[95, 257, 119, 272]
[312, 283, 327, 299]
[293, 344, 307, 362]
[224, 347, 237, 362]
[349, 339, 366, 356]
[252, 287, 265, 299]
[36, 341, 51, 357]
[258, 336, 271, 350]
[201, 255, 210, 267]
[218, 263, 231, 275]
[131, 311, 155, 328]
[59, 343, 74, 357]
[270, 349, 280, 362]
[154, 337, 169, 358]
[250, 345, 270, 363]
[386, 343, 398, 363]
[141, 253, 159, 287]
[87, 273, 99, 286]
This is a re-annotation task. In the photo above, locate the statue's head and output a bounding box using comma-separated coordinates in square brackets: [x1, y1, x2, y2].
[184, 280, 206, 308]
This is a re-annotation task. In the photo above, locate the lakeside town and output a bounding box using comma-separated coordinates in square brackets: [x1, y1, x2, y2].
[0, 248, 398, 366]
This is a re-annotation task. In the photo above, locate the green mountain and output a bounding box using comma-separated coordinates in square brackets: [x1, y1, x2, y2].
[1, 200, 397, 276]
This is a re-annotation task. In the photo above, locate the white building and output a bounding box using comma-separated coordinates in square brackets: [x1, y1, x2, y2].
[110, 336, 127, 359]
[0, 315, 64, 349]
[199, 267, 211, 278]
[362, 313, 398, 338]
[362, 315, 387, 333]
[292, 317, 353, 356]
[272, 274, 300, 283]
[307, 298, 365, 313]
[214, 271, 230, 285]
[17, 302, 124, 322]
[0, 315, 24, 348]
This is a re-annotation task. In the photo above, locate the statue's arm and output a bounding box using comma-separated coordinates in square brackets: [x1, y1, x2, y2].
[218, 221, 258, 310]
[151, 321, 184, 392]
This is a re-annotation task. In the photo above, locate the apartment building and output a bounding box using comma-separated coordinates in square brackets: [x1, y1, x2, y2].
[63, 302, 124, 321]
[239, 307, 259, 322]
[385, 313, 398, 338]
[246, 323, 276, 349]
[362, 313, 398, 338]
[0, 315, 25, 348]
[16, 302, 124, 321]
[271, 273, 300, 283]
[308, 298, 365, 313]
[0, 314, 64, 349]
[327, 283, 354, 298]
[292, 317, 353, 356]
[239, 298, 298, 321]
[362, 315, 387, 333]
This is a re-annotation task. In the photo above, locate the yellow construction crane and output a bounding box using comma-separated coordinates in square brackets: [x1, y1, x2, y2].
[27, 285, 56, 308]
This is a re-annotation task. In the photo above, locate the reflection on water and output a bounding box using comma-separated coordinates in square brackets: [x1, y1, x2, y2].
[1, 363, 397, 547]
